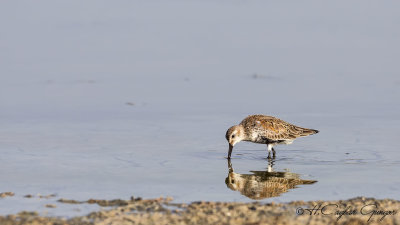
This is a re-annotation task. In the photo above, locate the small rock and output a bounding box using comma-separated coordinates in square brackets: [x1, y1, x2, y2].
[0, 192, 14, 198]
[58, 198, 81, 204]
[249, 206, 257, 211]
[38, 194, 56, 199]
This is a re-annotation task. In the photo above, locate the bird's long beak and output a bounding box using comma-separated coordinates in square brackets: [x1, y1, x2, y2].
[228, 144, 233, 159]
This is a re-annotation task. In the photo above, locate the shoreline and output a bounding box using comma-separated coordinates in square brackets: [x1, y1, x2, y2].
[0, 196, 398, 225]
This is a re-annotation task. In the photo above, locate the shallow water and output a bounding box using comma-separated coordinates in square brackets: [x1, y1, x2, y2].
[1, 0, 400, 217]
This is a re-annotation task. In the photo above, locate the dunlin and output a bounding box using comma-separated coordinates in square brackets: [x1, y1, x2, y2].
[225, 115, 319, 158]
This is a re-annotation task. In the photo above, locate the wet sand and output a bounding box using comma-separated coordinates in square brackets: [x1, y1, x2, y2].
[0, 196, 398, 225]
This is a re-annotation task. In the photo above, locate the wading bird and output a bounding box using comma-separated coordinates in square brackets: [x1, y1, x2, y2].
[226, 115, 319, 159]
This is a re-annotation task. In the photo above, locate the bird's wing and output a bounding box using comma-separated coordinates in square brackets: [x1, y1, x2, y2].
[258, 117, 295, 140]
[243, 115, 317, 141]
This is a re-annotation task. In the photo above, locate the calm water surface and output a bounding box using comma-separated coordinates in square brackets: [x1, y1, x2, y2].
[0, 0, 399, 217]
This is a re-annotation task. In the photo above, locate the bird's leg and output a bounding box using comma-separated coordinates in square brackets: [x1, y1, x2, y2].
[272, 147, 276, 158]
[267, 144, 273, 159]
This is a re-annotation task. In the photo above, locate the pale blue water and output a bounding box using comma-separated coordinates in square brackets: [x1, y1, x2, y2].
[0, 0, 399, 217]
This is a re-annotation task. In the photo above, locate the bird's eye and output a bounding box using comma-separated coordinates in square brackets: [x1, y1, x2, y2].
[231, 179, 235, 184]
[232, 135, 235, 138]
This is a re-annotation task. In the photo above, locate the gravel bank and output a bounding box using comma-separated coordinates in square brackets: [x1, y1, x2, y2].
[0, 197, 398, 225]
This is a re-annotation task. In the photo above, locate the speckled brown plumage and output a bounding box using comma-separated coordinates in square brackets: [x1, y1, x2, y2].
[240, 115, 319, 142]
[226, 115, 319, 158]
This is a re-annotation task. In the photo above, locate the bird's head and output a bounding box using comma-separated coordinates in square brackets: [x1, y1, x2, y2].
[225, 125, 245, 158]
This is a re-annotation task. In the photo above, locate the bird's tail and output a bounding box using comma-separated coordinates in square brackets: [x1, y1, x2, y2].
[301, 180, 317, 185]
[298, 127, 319, 137]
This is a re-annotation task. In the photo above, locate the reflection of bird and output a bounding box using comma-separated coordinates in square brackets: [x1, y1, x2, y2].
[225, 115, 319, 158]
[225, 159, 317, 200]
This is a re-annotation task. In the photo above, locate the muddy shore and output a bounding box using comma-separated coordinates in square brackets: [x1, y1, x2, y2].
[0, 196, 398, 225]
